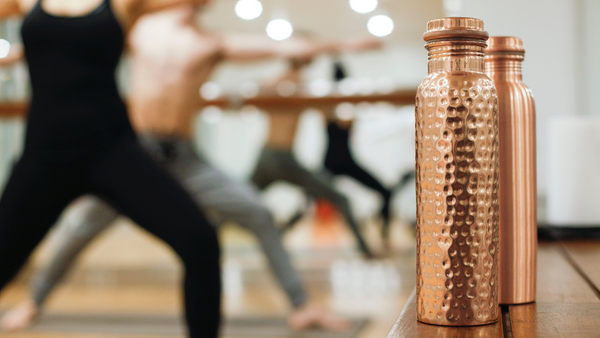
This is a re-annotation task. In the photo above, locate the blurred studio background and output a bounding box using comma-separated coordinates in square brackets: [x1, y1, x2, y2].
[0, 0, 598, 337]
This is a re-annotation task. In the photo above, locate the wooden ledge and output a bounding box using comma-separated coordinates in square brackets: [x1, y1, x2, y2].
[386, 241, 600, 337]
[0, 90, 418, 118]
[386, 290, 504, 338]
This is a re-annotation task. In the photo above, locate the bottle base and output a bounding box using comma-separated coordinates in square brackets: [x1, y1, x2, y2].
[417, 316, 499, 327]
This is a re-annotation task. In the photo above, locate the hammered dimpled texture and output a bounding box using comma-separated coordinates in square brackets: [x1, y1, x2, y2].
[415, 73, 500, 326]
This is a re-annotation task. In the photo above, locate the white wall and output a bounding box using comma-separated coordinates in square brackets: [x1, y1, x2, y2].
[582, 0, 600, 116]
[447, 0, 583, 203]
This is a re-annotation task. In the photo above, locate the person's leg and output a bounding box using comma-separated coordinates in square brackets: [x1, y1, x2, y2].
[90, 139, 220, 338]
[165, 144, 353, 331]
[176, 157, 308, 308]
[1, 196, 118, 331]
[250, 148, 278, 190]
[334, 160, 393, 243]
[31, 196, 119, 305]
[281, 207, 309, 233]
[0, 156, 81, 296]
[265, 149, 373, 257]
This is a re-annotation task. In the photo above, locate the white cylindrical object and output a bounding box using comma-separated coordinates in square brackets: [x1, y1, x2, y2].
[547, 116, 600, 226]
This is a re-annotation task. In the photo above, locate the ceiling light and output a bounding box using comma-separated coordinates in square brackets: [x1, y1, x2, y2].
[349, 0, 378, 14]
[367, 15, 394, 37]
[235, 0, 263, 20]
[266, 19, 294, 41]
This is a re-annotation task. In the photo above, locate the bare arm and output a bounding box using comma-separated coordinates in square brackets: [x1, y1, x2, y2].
[220, 35, 383, 63]
[0, 44, 23, 66]
[121, 0, 204, 26]
[0, 0, 24, 16]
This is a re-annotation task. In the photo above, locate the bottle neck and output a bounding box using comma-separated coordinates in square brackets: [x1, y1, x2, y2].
[484, 57, 523, 82]
[426, 39, 486, 74]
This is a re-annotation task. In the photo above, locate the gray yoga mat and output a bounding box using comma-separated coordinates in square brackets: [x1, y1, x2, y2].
[27, 313, 368, 338]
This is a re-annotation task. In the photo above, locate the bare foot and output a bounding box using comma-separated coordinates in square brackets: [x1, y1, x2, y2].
[0, 299, 39, 332]
[288, 302, 351, 331]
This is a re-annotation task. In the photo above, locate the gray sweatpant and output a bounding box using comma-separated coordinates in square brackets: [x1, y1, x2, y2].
[251, 147, 372, 256]
[31, 135, 307, 308]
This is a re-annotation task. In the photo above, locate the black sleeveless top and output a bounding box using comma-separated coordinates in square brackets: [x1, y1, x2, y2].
[324, 121, 353, 172]
[21, 0, 133, 158]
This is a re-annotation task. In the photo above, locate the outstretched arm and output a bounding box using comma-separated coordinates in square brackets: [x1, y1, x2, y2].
[0, 0, 26, 16]
[220, 34, 383, 63]
[0, 44, 23, 67]
[119, 0, 207, 30]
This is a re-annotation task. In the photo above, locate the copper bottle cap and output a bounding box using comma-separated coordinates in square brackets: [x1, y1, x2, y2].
[423, 17, 488, 41]
[486, 36, 525, 60]
[486, 36, 524, 54]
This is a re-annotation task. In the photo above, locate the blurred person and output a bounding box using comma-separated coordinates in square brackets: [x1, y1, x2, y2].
[325, 61, 394, 247]
[280, 60, 396, 245]
[252, 47, 382, 258]
[0, 2, 381, 332]
[281, 62, 417, 250]
[0, 0, 223, 337]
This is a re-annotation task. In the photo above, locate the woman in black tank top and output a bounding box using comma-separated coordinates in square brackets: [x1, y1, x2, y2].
[0, 1, 220, 337]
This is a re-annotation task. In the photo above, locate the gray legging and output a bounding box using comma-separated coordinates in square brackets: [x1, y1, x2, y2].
[251, 147, 372, 256]
[30, 135, 307, 309]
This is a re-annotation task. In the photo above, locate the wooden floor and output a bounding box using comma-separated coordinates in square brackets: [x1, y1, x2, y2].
[0, 217, 417, 338]
[386, 237, 600, 338]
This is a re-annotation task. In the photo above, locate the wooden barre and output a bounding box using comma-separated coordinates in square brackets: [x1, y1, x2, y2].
[0, 90, 417, 117]
[200, 90, 418, 109]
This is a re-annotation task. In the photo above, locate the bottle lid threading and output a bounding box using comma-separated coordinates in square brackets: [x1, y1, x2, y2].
[424, 17, 488, 42]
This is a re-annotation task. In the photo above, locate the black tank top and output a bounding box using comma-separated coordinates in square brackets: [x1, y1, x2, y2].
[324, 121, 353, 172]
[21, 0, 133, 158]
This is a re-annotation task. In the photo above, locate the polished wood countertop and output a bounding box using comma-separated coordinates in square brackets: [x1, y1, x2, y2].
[386, 237, 600, 338]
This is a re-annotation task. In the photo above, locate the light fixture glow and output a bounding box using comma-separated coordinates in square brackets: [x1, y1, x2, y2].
[349, 0, 378, 14]
[367, 15, 394, 37]
[200, 82, 221, 100]
[0, 39, 11, 58]
[234, 0, 263, 20]
[309, 79, 332, 97]
[266, 19, 293, 41]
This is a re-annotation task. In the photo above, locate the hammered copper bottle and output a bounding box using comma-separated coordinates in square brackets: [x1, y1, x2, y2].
[415, 18, 499, 326]
[485, 37, 537, 305]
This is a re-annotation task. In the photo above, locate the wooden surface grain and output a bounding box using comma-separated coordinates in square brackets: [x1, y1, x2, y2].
[387, 240, 600, 338]
[386, 290, 503, 338]
[532, 242, 599, 303]
[560, 240, 600, 294]
[508, 241, 600, 338]
[509, 302, 600, 338]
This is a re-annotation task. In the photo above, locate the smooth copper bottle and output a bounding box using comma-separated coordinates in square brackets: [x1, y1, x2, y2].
[415, 18, 500, 326]
[485, 37, 537, 305]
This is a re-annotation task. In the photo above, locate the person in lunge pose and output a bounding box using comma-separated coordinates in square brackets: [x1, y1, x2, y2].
[0, 0, 222, 337]
[0, 2, 378, 332]
[252, 47, 383, 258]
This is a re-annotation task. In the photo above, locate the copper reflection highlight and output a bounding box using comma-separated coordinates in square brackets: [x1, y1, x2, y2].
[485, 36, 537, 305]
[416, 18, 500, 326]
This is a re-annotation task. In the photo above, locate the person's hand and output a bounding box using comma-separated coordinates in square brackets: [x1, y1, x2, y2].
[342, 37, 384, 52]
[0, 299, 39, 332]
[288, 302, 352, 331]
